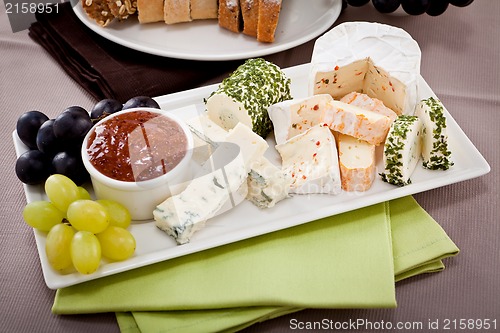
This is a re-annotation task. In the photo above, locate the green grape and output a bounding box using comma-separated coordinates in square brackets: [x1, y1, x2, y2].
[96, 199, 131, 229]
[22, 201, 65, 232]
[77, 186, 92, 200]
[44, 174, 80, 213]
[96, 226, 136, 261]
[45, 223, 75, 271]
[71, 231, 101, 274]
[67, 200, 109, 234]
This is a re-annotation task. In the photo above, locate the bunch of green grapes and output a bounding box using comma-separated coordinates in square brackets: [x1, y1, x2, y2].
[22, 174, 136, 274]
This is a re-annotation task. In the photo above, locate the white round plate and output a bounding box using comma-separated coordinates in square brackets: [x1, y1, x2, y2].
[72, 0, 342, 61]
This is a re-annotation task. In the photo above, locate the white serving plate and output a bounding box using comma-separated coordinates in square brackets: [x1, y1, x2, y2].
[71, 0, 342, 61]
[13, 63, 490, 289]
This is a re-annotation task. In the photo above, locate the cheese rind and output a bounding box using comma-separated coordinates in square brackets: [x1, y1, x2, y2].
[323, 101, 392, 146]
[337, 133, 376, 192]
[206, 58, 292, 138]
[268, 94, 334, 145]
[380, 115, 422, 186]
[415, 97, 453, 170]
[310, 22, 421, 116]
[276, 124, 341, 195]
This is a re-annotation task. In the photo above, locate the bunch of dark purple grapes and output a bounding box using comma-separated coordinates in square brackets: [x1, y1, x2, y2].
[343, 0, 474, 16]
[15, 96, 160, 186]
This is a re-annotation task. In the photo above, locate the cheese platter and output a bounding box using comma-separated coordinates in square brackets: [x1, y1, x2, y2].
[13, 62, 490, 289]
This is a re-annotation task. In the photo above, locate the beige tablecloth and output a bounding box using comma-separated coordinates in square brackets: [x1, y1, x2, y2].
[1, 1, 499, 332]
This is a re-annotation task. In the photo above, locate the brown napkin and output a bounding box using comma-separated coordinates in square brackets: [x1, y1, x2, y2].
[28, 2, 239, 103]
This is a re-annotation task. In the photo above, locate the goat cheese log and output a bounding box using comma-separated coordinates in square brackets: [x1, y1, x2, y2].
[206, 58, 292, 138]
[380, 115, 422, 186]
[415, 97, 453, 170]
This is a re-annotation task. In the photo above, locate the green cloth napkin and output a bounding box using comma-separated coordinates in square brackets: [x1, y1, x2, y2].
[53, 196, 459, 333]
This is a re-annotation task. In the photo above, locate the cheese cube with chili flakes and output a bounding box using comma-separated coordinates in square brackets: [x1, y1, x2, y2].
[275, 124, 341, 195]
[268, 94, 334, 145]
[337, 133, 376, 192]
[322, 100, 392, 146]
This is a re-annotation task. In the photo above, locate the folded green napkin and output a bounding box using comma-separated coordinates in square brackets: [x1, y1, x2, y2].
[53, 196, 459, 333]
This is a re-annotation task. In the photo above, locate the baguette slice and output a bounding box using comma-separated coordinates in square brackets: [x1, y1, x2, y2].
[137, 0, 164, 23]
[257, 0, 282, 43]
[164, 0, 192, 24]
[218, 0, 242, 33]
[191, 0, 219, 19]
[241, 0, 259, 37]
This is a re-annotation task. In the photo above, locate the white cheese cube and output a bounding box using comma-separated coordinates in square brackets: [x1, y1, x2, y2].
[226, 122, 269, 171]
[276, 124, 341, 195]
[268, 94, 334, 145]
[337, 133, 376, 192]
[323, 101, 392, 146]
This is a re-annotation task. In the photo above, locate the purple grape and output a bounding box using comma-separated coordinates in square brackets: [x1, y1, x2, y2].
[347, 0, 370, 6]
[401, 0, 431, 15]
[122, 96, 161, 110]
[36, 119, 66, 156]
[53, 106, 93, 145]
[427, 0, 449, 16]
[15, 150, 52, 185]
[449, 0, 473, 7]
[90, 98, 122, 121]
[16, 110, 49, 150]
[52, 151, 89, 185]
[372, 0, 401, 13]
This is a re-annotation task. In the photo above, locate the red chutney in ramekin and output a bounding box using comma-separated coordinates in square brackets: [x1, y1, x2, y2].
[86, 110, 188, 182]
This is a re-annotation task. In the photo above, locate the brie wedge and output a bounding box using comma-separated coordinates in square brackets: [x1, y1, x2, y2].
[310, 22, 421, 116]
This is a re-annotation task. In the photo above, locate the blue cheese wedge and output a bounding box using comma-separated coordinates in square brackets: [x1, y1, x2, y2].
[310, 22, 421, 116]
[337, 133, 376, 192]
[380, 115, 423, 186]
[415, 97, 453, 170]
[268, 94, 334, 145]
[206, 58, 292, 138]
[276, 124, 341, 195]
[323, 100, 392, 146]
[246, 157, 290, 209]
[154, 142, 247, 244]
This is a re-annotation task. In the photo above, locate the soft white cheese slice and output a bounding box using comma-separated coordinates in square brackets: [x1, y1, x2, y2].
[323, 100, 392, 146]
[225, 122, 269, 172]
[310, 22, 421, 116]
[380, 115, 423, 186]
[154, 142, 247, 244]
[268, 94, 334, 145]
[415, 97, 453, 170]
[337, 133, 376, 192]
[276, 124, 341, 195]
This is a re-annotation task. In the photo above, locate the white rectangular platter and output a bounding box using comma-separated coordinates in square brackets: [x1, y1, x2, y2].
[13, 63, 490, 289]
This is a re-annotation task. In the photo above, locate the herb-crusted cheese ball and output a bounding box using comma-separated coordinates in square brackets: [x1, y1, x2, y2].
[380, 115, 422, 187]
[206, 58, 292, 138]
[416, 97, 453, 170]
